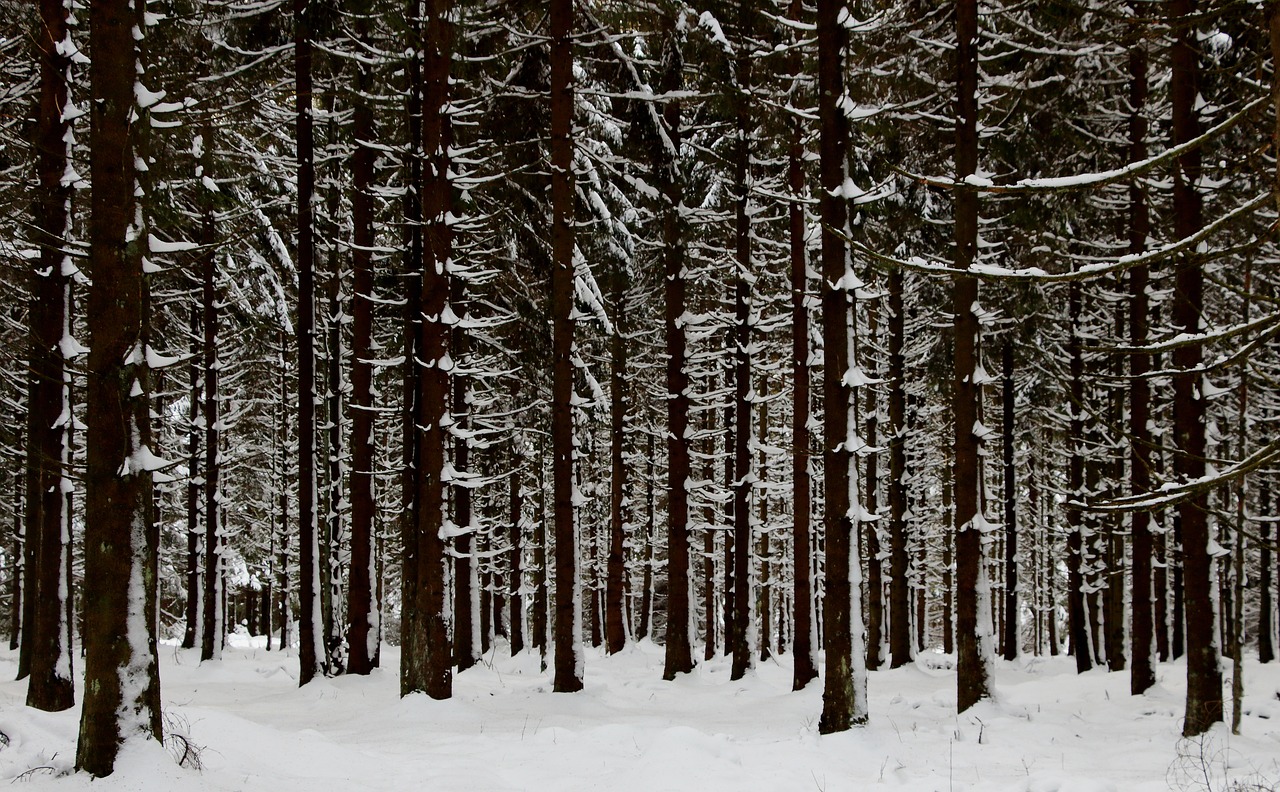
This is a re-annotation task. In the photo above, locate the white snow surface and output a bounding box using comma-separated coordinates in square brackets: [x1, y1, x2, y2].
[2, 640, 1279, 791]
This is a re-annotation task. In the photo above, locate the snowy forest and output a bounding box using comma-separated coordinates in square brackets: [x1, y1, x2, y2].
[1, 0, 1279, 787]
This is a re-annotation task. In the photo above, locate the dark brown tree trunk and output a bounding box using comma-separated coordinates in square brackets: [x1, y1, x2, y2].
[77, 0, 164, 771]
[346, 5, 378, 675]
[201, 181, 222, 663]
[887, 267, 911, 669]
[399, 0, 424, 688]
[1066, 275, 1092, 673]
[817, 0, 867, 733]
[24, 0, 75, 712]
[1128, 16, 1155, 694]
[637, 433, 654, 642]
[703, 442, 717, 660]
[953, 0, 994, 713]
[183, 303, 201, 651]
[605, 262, 627, 655]
[1169, 0, 1220, 738]
[723, 394, 734, 658]
[9, 475, 21, 653]
[730, 26, 754, 680]
[452, 277, 477, 672]
[660, 18, 695, 681]
[865, 302, 882, 672]
[550, 0, 583, 693]
[403, 0, 454, 700]
[789, 0, 816, 687]
[323, 168, 344, 673]
[533, 442, 548, 656]
[1260, 482, 1273, 664]
[758, 389, 772, 663]
[278, 333, 293, 652]
[1001, 339, 1018, 661]
[295, 0, 326, 687]
[509, 432, 525, 656]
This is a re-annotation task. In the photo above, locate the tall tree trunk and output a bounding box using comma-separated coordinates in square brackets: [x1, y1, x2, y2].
[1169, 0, 1220, 738]
[295, 0, 326, 687]
[452, 278, 477, 672]
[323, 169, 345, 674]
[533, 441, 548, 656]
[9, 474, 21, 652]
[789, 0, 817, 689]
[1066, 275, 1092, 673]
[730, 18, 755, 681]
[78, 0, 163, 771]
[605, 261, 628, 655]
[637, 433, 654, 642]
[865, 302, 882, 671]
[817, 0, 868, 733]
[1259, 482, 1274, 664]
[346, 2, 378, 675]
[758, 386, 772, 662]
[509, 429, 526, 656]
[887, 267, 911, 668]
[183, 303, 201, 651]
[942, 452, 954, 654]
[660, 18, 695, 681]
[200, 173, 222, 662]
[953, 0, 994, 712]
[550, 0, 583, 693]
[1128, 10, 1155, 694]
[24, 0, 76, 712]
[1001, 339, 1018, 661]
[403, 0, 454, 700]
[399, 0, 424, 689]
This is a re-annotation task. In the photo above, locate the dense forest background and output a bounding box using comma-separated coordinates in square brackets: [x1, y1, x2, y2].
[0, 0, 1277, 776]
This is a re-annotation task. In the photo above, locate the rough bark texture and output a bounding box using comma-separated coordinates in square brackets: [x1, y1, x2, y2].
[730, 20, 754, 680]
[183, 304, 201, 651]
[509, 431, 526, 656]
[660, 20, 695, 681]
[1001, 340, 1017, 662]
[606, 263, 627, 655]
[1066, 275, 1092, 673]
[1128, 18, 1155, 695]
[200, 190, 222, 663]
[550, 0, 583, 693]
[346, 5, 378, 674]
[817, 0, 867, 733]
[887, 268, 911, 669]
[403, 0, 454, 701]
[953, 0, 994, 713]
[295, 0, 326, 687]
[1169, 0, 1220, 738]
[789, 0, 817, 689]
[77, 0, 164, 772]
[452, 277, 476, 673]
[24, 0, 75, 713]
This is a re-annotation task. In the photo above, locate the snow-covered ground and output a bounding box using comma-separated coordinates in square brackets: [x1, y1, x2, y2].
[1, 637, 1278, 791]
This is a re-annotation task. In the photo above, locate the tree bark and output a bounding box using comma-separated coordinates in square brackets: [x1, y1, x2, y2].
[730, 16, 755, 680]
[953, 0, 994, 713]
[1128, 12, 1155, 694]
[887, 268, 911, 668]
[550, 0, 583, 693]
[659, 18, 695, 681]
[346, 3, 378, 675]
[789, 0, 817, 689]
[817, 0, 868, 733]
[77, 0, 163, 771]
[24, 0, 76, 712]
[1169, 0, 1220, 738]
[200, 174, 222, 662]
[1001, 339, 1017, 662]
[295, 0, 326, 687]
[403, 0, 454, 700]
[605, 259, 628, 655]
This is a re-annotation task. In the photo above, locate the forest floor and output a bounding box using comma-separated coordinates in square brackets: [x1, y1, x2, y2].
[1, 637, 1278, 791]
